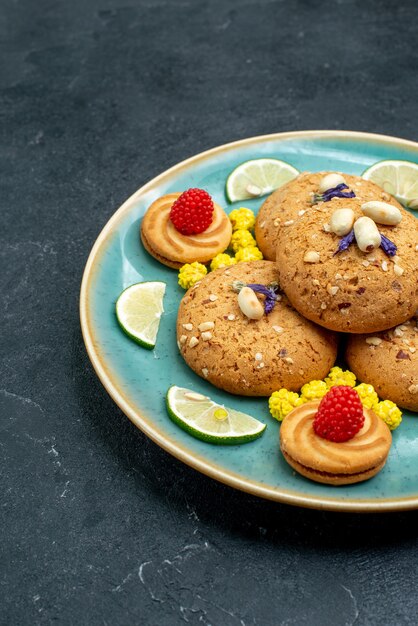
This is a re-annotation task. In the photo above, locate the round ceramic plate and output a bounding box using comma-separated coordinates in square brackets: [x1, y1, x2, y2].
[80, 130, 418, 512]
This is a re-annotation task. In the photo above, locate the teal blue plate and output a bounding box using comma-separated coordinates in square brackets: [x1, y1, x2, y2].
[80, 131, 418, 512]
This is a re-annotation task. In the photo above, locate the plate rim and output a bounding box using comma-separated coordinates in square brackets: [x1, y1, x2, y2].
[80, 129, 418, 513]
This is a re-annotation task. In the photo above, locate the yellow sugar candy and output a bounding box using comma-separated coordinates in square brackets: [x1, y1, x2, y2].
[178, 262, 207, 289]
[235, 246, 263, 263]
[229, 207, 256, 231]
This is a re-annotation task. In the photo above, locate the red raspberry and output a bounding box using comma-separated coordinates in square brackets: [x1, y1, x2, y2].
[313, 386, 364, 443]
[169, 188, 214, 235]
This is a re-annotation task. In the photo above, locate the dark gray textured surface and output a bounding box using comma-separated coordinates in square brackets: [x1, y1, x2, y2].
[2, 0, 418, 624]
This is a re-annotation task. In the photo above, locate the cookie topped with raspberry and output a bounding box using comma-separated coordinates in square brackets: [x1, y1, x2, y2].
[280, 396, 392, 485]
[141, 190, 232, 269]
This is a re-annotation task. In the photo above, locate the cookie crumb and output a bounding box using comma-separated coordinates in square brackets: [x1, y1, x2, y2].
[327, 285, 339, 296]
[246, 183, 262, 196]
[255, 352, 263, 361]
[227, 314, 235, 321]
[201, 367, 209, 378]
[209, 294, 218, 302]
[284, 220, 294, 226]
[184, 391, 207, 401]
[366, 337, 382, 346]
[381, 261, 388, 272]
[198, 321, 215, 331]
[304, 250, 320, 263]
[320, 302, 327, 310]
[272, 325, 284, 333]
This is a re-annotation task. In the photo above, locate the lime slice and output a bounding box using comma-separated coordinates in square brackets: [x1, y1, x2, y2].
[116, 281, 166, 349]
[225, 158, 299, 202]
[166, 385, 266, 444]
[362, 159, 418, 209]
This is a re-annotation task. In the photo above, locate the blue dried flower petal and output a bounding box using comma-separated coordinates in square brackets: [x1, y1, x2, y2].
[264, 297, 277, 314]
[246, 283, 274, 298]
[312, 183, 356, 204]
[247, 283, 280, 314]
[380, 233, 397, 257]
[333, 228, 355, 255]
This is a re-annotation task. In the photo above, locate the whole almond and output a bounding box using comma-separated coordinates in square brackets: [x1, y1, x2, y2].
[237, 287, 264, 320]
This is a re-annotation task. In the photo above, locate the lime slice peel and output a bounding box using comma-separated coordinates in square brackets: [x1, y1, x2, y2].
[116, 281, 166, 349]
[362, 159, 418, 210]
[166, 385, 266, 444]
[226, 158, 300, 203]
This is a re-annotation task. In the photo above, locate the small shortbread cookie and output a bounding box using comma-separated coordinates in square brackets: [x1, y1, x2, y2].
[255, 172, 396, 261]
[280, 402, 392, 485]
[141, 193, 232, 268]
[346, 317, 418, 412]
[176, 261, 338, 396]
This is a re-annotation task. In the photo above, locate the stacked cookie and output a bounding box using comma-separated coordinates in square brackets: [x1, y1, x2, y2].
[256, 171, 418, 412]
[141, 192, 232, 268]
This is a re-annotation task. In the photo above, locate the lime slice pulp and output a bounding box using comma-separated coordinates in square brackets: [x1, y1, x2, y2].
[116, 281, 166, 349]
[362, 159, 418, 209]
[225, 158, 299, 203]
[166, 386, 266, 444]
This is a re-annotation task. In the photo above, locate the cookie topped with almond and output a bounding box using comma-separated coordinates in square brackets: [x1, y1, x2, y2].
[176, 260, 338, 396]
[275, 173, 418, 333]
[254, 171, 393, 261]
